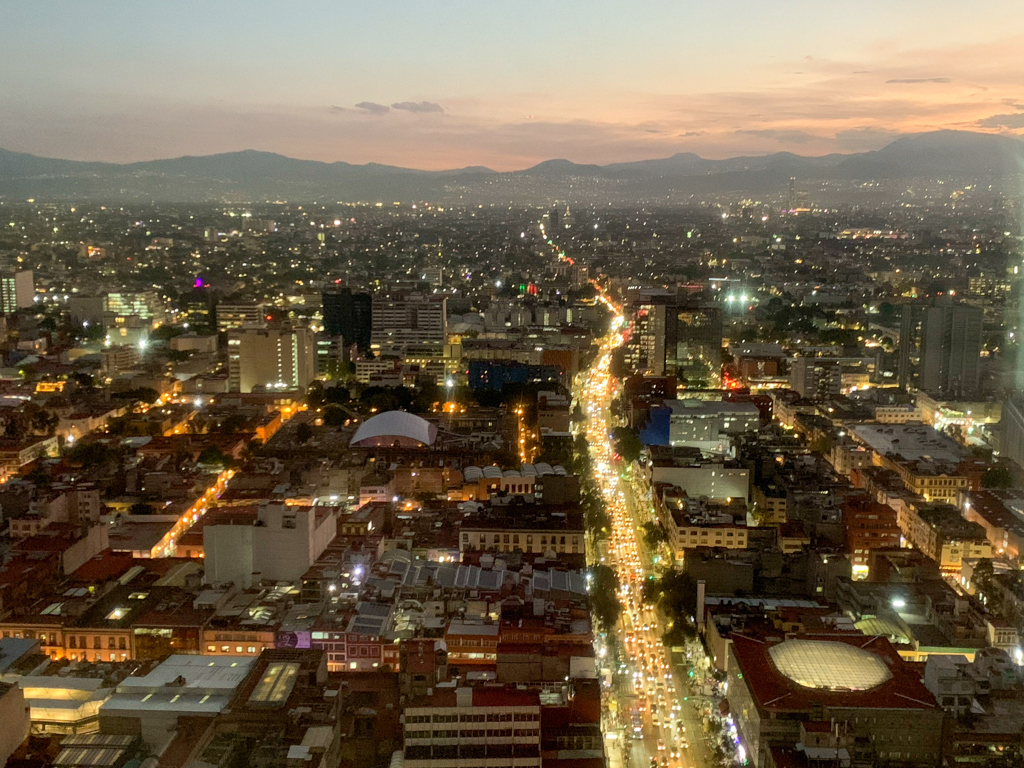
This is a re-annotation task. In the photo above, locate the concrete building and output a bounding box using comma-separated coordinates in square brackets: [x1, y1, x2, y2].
[216, 303, 267, 332]
[656, 486, 748, 559]
[646, 446, 750, 501]
[227, 325, 316, 392]
[728, 633, 944, 768]
[0, 681, 29, 764]
[103, 290, 165, 324]
[1000, 396, 1024, 473]
[842, 497, 900, 578]
[664, 399, 760, 454]
[370, 294, 447, 353]
[403, 686, 542, 768]
[458, 502, 585, 556]
[958, 490, 1024, 563]
[624, 292, 723, 387]
[919, 302, 982, 397]
[0, 269, 34, 312]
[204, 503, 337, 588]
[900, 502, 992, 573]
[789, 357, 842, 401]
[100, 654, 255, 753]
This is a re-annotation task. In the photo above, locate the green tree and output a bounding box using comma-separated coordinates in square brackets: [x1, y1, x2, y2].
[641, 521, 668, 549]
[197, 446, 229, 467]
[589, 564, 622, 634]
[982, 467, 1014, 489]
[295, 422, 314, 444]
[129, 501, 155, 516]
[612, 426, 644, 463]
[322, 405, 347, 427]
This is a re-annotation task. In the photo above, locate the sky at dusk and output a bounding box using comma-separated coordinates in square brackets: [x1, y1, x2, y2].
[2, 0, 1024, 170]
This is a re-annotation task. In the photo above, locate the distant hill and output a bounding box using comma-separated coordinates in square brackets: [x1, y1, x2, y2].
[1, 130, 1021, 203]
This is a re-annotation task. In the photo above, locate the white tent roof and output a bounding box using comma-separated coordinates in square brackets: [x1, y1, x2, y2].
[350, 411, 437, 447]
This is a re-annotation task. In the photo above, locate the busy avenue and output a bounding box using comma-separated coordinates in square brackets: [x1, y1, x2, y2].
[579, 297, 715, 768]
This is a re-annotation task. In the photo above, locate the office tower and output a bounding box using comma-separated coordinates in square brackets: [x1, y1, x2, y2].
[179, 286, 217, 329]
[675, 304, 723, 388]
[227, 325, 316, 392]
[216, 303, 267, 333]
[0, 270, 34, 312]
[898, 305, 920, 392]
[549, 207, 560, 232]
[790, 357, 843, 400]
[1001, 397, 1024, 471]
[315, 333, 350, 379]
[322, 287, 372, 351]
[919, 302, 982, 396]
[103, 290, 166, 324]
[371, 294, 447, 353]
[625, 292, 723, 387]
[624, 300, 670, 376]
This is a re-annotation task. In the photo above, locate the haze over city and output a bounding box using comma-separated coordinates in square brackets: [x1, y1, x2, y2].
[3, 0, 1024, 169]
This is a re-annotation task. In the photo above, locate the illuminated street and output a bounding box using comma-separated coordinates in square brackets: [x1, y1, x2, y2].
[579, 292, 716, 768]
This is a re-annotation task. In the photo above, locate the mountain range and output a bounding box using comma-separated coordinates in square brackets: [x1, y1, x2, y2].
[1, 130, 1022, 203]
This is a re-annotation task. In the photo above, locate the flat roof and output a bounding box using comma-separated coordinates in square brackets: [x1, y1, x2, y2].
[118, 655, 254, 692]
[247, 661, 300, 707]
[850, 423, 963, 465]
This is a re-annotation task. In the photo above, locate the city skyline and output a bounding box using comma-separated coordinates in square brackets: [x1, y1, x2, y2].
[2, 1, 1024, 170]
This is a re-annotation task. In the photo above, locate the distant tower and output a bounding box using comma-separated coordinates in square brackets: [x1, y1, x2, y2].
[919, 299, 982, 397]
[787, 177, 796, 211]
[549, 207, 561, 232]
[897, 305, 919, 392]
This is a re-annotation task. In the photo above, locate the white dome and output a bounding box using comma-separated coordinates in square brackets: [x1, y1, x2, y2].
[350, 411, 437, 447]
[769, 639, 892, 692]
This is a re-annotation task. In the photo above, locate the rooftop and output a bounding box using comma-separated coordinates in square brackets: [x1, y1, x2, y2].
[850, 423, 963, 465]
[769, 638, 892, 691]
[730, 633, 939, 712]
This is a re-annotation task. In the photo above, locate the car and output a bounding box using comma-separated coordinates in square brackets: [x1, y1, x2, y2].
[657, 739, 665, 751]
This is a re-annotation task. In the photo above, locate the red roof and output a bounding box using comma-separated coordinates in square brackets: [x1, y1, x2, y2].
[730, 633, 939, 711]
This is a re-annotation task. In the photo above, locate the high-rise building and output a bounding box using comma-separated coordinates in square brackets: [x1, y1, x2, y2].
[371, 294, 447, 353]
[919, 301, 982, 396]
[322, 287, 372, 350]
[103, 290, 165, 323]
[625, 292, 722, 387]
[0, 270, 34, 312]
[216, 303, 267, 333]
[1000, 397, 1024, 472]
[898, 304, 921, 391]
[227, 325, 316, 392]
[790, 357, 843, 400]
[676, 304, 723, 388]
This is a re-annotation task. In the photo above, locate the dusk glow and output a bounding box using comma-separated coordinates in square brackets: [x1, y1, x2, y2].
[2, 1, 1024, 168]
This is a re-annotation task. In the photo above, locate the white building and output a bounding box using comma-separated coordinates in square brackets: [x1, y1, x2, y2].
[227, 325, 316, 392]
[403, 686, 543, 768]
[99, 655, 255, 753]
[648, 459, 749, 502]
[216, 303, 267, 332]
[666, 399, 760, 455]
[371, 294, 447, 353]
[204, 503, 337, 588]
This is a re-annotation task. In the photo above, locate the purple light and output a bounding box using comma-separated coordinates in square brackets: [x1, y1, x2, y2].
[194, 277, 203, 288]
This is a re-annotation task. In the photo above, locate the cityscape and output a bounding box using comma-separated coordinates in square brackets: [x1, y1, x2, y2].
[2, 4, 1024, 768]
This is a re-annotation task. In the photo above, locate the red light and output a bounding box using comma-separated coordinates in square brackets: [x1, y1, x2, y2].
[265, 315, 272, 321]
